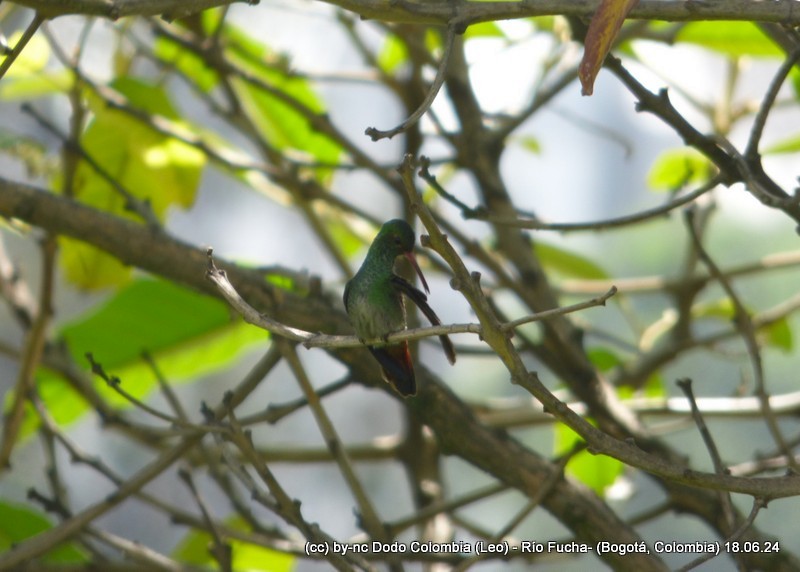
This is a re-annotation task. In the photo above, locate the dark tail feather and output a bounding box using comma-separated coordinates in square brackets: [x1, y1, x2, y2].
[439, 335, 456, 365]
[369, 343, 416, 396]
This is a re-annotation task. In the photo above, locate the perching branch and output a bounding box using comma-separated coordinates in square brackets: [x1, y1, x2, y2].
[205, 246, 618, 348]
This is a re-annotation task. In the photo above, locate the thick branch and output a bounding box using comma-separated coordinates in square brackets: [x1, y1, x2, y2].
[9, 0, 800, 25]
[9, 0, 248, 19]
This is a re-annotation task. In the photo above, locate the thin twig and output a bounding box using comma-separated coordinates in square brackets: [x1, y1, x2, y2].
[85, 353, 187, 427]
[744, 47, 800, 160]
[675, 378, 736, 531]
[276, 339, 392, 547]
[221, 402, 374, 571]
[675, 498, 765, 572]
[365, 25, 457, 141]
[178, 468, 232, 572]
[685, 209, 797, 471]
[439, 176, 721, 232]
[0, 234, 56, 469]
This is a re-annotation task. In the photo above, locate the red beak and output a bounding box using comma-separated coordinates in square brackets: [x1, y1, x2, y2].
[404, 252, 430, 294]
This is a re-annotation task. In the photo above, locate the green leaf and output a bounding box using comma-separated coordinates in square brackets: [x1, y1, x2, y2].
[26, 279, 269, 432]
[60, 279, 239, 368]
[763, 317, 793, 352]
[555, 423, 623, 496]
[329, 218, 365, 259]
[0, 70, 73, 100]
[647, 148, 711, 191]
[528, 16, 555, 32]
[692, 299, 792, 352]
[59, 238, 133, 290]
[587, 347, 622, 372]
[425, 28, 443, 55]
[222, 24, 342, 182]
[672, 22, 781, 58]
[154, 36, 219, 92]
[173, 516, 294, 571]
[378, 34, 409, 74]
[533, 241, 608, 280]
[0, 501, 87, 563]
[464, 22, 506, 40]
[762, 134, 800, 155]
[515, 135, 541, 154]
[59, 78, 206, 289]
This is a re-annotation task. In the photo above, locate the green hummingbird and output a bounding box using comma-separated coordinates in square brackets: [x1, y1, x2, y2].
[343, 219, 456, 396]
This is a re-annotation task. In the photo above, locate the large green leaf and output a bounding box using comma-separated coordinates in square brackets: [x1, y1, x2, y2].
[28, 279, 269, 431]
[60, 78, 206, 289]
[0, 501, 87, 563]
[222, 25, 342, 180]
[3, 32, 49, 76]
[173, 516, 294, 571]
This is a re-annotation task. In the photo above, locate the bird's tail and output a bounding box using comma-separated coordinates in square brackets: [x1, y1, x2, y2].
[369, 343, 416, 396]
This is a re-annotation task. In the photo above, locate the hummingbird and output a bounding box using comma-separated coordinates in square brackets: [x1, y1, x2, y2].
[343, 219, 456, 396]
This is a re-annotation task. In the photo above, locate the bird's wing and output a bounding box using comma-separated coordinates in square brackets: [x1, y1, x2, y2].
[391, 275, 456, 365]
[342, 279, 352, 312]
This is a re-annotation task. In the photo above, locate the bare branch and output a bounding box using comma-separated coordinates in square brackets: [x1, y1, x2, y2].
[365, 25, 457, 141]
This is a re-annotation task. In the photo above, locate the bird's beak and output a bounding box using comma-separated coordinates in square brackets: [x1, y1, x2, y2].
[404, 252, 430, 294]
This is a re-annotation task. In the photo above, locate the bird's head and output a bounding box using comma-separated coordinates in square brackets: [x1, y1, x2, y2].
[377, 219, 430, 294]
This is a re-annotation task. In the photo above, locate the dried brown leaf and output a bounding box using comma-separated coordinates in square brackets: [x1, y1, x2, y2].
[579, 0, 639, 95]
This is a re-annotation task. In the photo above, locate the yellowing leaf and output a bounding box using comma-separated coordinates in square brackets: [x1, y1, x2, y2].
[3, 33, 49, 77]
[60, 237, 132, 289]
[0, 34, 72, 100]
[59, 78, 205, 289]
[580, 0, 639, 95]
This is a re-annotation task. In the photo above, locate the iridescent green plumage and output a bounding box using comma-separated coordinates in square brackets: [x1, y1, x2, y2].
[343, 219, 456, 396]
